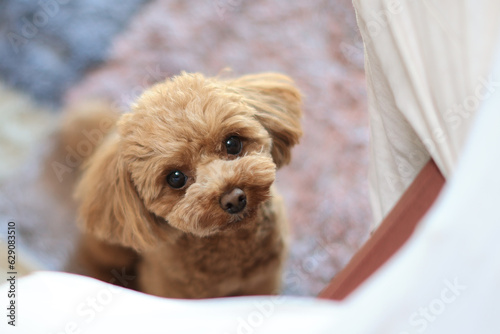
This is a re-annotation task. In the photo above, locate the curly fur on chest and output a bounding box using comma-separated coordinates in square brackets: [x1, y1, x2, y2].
[138, 195, 287, 298]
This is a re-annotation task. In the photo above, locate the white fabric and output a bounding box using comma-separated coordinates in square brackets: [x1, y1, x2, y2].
[1, 271, 339, 334]
[356, 0, 500, 225]
[334, 55, 500, 332]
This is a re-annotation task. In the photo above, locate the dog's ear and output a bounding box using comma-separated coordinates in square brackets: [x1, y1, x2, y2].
[229, 73, 303, 168]
[74, 133, 159, 251]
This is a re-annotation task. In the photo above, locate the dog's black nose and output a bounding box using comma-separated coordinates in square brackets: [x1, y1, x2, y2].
[220, 188, 247, 214]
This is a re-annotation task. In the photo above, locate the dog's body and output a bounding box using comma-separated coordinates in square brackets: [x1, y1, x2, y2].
[67, 72, 302, 298]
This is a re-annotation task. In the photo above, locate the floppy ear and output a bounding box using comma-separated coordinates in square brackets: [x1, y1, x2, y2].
[230, 73, 303, 168]
[74, 133, 159, 251]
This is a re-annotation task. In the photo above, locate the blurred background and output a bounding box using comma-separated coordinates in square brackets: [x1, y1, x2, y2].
[0, 0, 370, 296]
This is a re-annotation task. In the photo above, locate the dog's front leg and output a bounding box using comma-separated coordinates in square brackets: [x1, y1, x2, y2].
[66, 233, 140, 289]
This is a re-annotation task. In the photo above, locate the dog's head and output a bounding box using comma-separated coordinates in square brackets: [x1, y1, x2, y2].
[75, 72, 302, 251]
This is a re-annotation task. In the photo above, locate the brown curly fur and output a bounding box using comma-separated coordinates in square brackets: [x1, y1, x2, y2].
[68, 72, 302, 298]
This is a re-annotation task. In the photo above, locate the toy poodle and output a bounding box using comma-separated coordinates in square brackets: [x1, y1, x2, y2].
[67, 72, 302, 298]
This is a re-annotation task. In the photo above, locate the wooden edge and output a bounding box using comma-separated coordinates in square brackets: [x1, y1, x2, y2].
[318, 159, 445, 300]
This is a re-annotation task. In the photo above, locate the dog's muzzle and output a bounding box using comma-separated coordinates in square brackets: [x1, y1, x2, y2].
[220, 188, 247, 214]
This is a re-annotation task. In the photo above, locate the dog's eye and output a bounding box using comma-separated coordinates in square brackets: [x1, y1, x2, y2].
[166, 170, 187, 189]
[225, 136, 242, 155]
